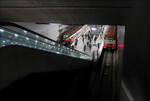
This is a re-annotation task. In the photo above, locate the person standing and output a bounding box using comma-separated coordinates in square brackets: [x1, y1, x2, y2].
[89, 43, 92, 50]
[75, 38, 78, 46]
[82, 37, 84, 43]
[97, 43, 100, 50]
[83, 45, 86, 52]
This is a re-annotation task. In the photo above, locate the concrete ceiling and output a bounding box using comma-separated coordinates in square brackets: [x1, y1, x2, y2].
[0, 0, 143, 24]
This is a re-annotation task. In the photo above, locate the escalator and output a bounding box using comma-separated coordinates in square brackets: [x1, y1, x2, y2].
[0, 22, 117, 101]
[0, 22, 92, 61]
[0, 22, 93, 100]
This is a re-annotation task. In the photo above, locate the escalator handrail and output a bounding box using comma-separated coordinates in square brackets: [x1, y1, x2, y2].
[0, 22, 91, 57]
[0, 26, 56, 47]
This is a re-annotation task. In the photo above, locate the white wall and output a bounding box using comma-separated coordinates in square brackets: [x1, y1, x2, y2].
[15, 22, 62, 41]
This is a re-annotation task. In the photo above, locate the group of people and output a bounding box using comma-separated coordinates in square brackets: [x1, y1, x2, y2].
[81, 27, 104, 61]
[57, 25, 104, 60]
[82, 31, 99, 53]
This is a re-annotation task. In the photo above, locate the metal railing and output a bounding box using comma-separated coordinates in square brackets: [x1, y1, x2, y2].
[0, 23, 92, 61]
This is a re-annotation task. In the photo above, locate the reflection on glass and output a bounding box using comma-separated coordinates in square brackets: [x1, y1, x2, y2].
[23, 30, 27, 34]
[0, 26, 92, 61]
[45, 39, 48, 42]
[35, 40, 38, 44]
[14, 34, 18, 37]
[26, 37, 29, 40]
[36, 35, 39, 38]
[0, 29, 4, 32]
[2, 40, 6, 43]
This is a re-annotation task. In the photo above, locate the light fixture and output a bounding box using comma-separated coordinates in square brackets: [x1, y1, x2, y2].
[0, 29, 4, 32]
[91, 28, 97, 31]
[26, 37, 29, 40]
[35, 40, 38, 43]
[36, 35, 39, 38]
[14, 34, 18, 37]
[2, 40, 6, 43]
[15, 42, 18, 44]
[45, 39, 48, 42]
[23, 30, 27, 34]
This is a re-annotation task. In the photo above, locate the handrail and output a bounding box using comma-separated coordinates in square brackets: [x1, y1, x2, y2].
[0, 26, 55, 46]
[0, 22, 92, 60]
[0, 22, 90, 56]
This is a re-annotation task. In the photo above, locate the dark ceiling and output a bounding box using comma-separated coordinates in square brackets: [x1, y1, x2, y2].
[0, 0, 138, 24]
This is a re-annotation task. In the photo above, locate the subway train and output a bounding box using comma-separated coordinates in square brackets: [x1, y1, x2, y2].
[62, 26, 83, 46]
[61, 25, 90, 47]
[103, 25, 117, 50]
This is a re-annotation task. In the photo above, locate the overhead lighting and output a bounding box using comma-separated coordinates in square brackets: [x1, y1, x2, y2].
[35, 40, 38, 43]
[23, 30, 27, 34]
[56, 51, 60, 54]
[2, 40, 6, 43]
[26, 37, 29, 40]
[0, 29, 4, 32]
[15, 42, 18, 44]
[49, 22, 60, 25]
[14, 34, 18, 37]
[36, 35, 39, 38]
[91, 28, 97, 31]
[11, 42, 14, 44]
[45, 39, 48, 42]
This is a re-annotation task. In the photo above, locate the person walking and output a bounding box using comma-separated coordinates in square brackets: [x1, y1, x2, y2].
[97, 43, 100, 50]
[89, 43, 92, 50]
[82, 37, 84, 43]
[83, 45, 86, 52]
[92, 51, 95, 60]
[94, 36, 97, 43]
[75, 38, 78, 46]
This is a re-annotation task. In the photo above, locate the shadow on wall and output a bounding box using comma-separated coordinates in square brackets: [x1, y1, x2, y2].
[0, 45, 92, 100]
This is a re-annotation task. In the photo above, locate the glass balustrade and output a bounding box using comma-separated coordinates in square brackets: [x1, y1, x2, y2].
[0, 26, 92, 61]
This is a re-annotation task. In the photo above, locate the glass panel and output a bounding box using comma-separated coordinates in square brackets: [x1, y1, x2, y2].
[0, 26, 92, 61]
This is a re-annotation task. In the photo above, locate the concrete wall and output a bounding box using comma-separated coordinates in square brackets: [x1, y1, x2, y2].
[14, 22, 60, 41]
[0, 45, 92, 98]
[122, 1, 150, 101]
